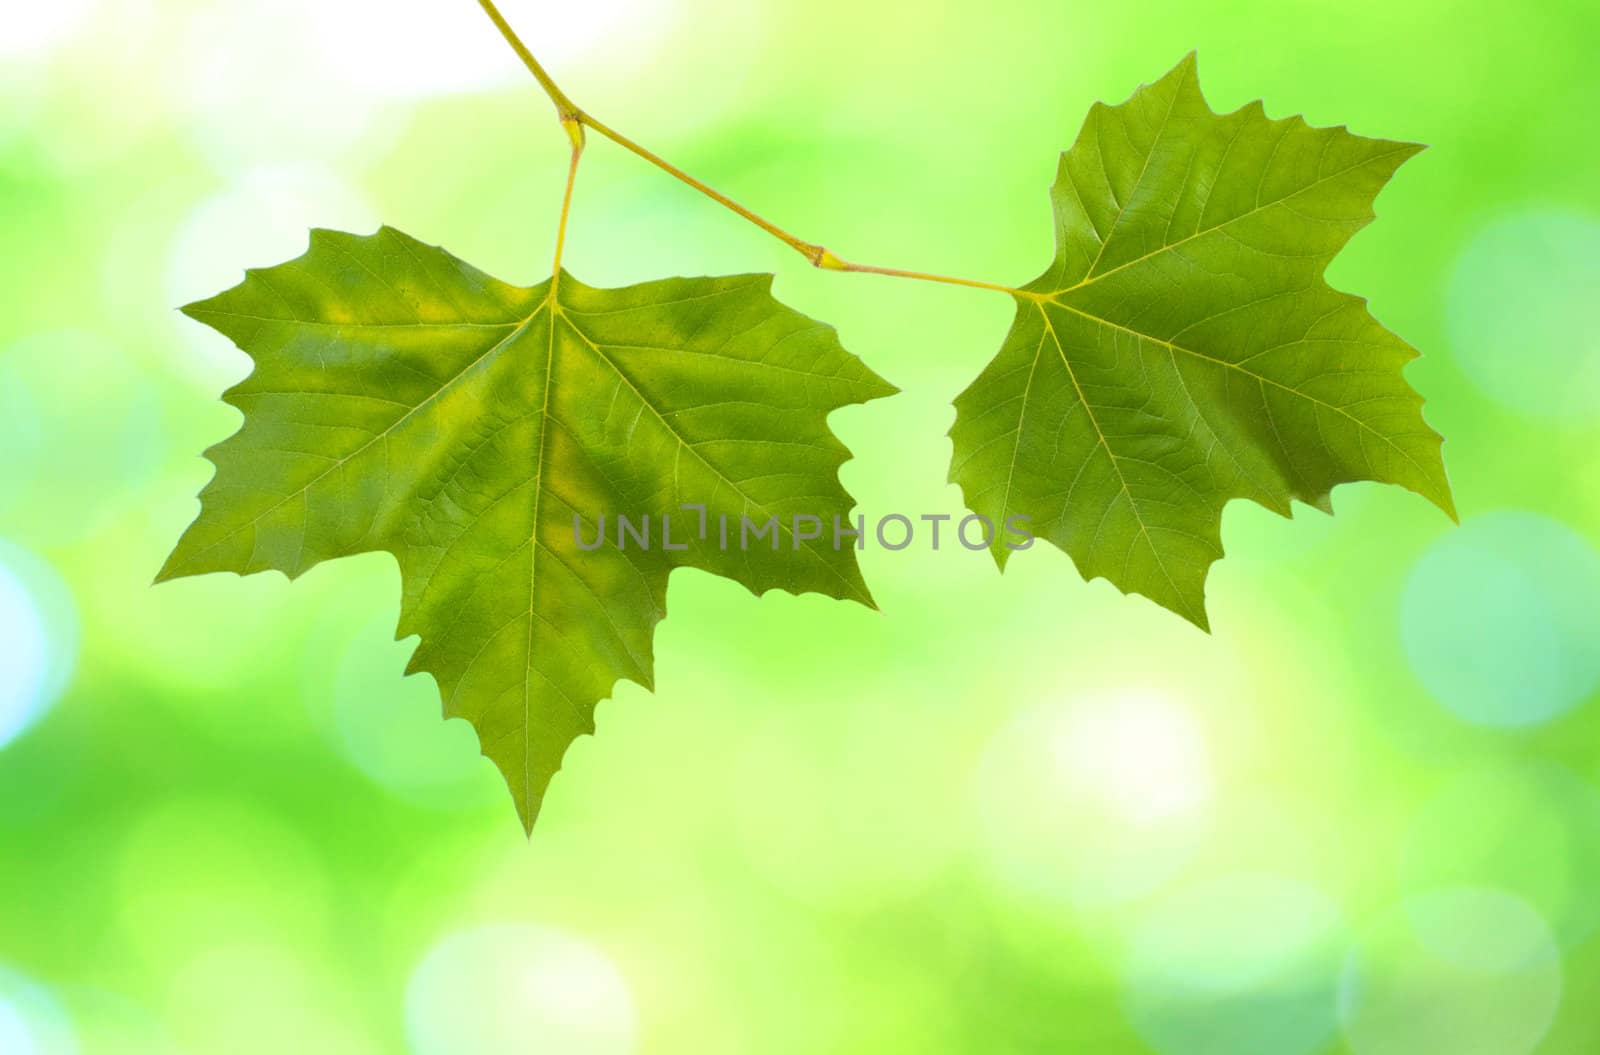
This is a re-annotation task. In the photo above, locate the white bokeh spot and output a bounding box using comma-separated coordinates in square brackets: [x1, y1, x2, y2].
[975, 687, 1214, 908]
[1124, 874, 1346, 1055]
[1340, 888, 1562, 1055]
[166, 166, 378, 385]
[0, 544, 78, 751]
[1401, 512, 1600, 727]
[0, 968, 76, 1055]
[406, 924, 635, 1055]
[326, 617, 491, 809]
[1447, 209, 1600, 423]
[0, 0, 98, 62]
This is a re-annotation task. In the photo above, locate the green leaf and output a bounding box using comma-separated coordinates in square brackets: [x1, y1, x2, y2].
[161, 227, 895, 830]
[949, 53, 1454, 629]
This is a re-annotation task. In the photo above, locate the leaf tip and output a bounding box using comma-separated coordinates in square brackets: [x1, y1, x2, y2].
[1168, 594, 1213, 634]
[178, 296, 215, 322]
[303, 226, 339, 255]
[1154, 582, 1211, 631]
[1436, 487, 1461, 526]
[1411, 452, 1457, 524]
[869, 378, 902, 402]
[153, 545, 195, 586]
[502, 761, 547, 836]
[307, 224, 358, 242]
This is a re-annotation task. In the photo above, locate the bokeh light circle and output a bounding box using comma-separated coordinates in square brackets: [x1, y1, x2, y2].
[54, 988, 171, 1055]
[1403, 761, 1600, 948]
[406, 923, 635, 1055]
[0, 966, 77, 1055]
[1447, 209, 1600, 422]
[166, 166, 378, 384]
[975, 687, 1213, 908]
[0, 331, 166, 541]
[0, 0, 96, 63]
[1124, 875, 1346, 1055]
[166, 0, 682, 174]
[1339, 888, 1561, 1055]
[166, 944, 370, 1055]
[115, 799, 330, 974]
[169, 2, 390, 172]
[729, 692, 966, 904]
[0, 543, 78, 751]
[1401, 511, 1600, 727]
[308, 0, 674, 104]
[327, 616, 494, 808]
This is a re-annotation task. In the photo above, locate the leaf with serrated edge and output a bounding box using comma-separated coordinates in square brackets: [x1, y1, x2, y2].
[161, 227, 895, 830]
[949, 53, 1453, 629]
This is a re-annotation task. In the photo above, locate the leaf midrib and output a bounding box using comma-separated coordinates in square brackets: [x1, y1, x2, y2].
[1033, 303, 1199, 625]
[167, 305, 549, 575]
[523, 293, 559, 806]
[1045, 297, 1440, 485]
[1040, 144, 1417, 302]
[552, 308, 871, 606]
[178, 278, 872, 598]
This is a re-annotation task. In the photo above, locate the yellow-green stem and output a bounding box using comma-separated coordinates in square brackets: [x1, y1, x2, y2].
[474, 0, 581, 120]
[550, 134, 583, 295]
[472, 0, 1026, 297]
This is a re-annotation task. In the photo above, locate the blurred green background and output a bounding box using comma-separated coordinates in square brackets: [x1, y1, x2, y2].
[2, 0, 1599, 1051]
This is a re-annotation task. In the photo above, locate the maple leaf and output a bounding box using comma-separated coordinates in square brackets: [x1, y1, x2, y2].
[160, 227, 894, 830]
[948, 53, 1454, 629]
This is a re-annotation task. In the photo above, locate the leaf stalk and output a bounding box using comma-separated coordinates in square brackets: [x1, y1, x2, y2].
[472, 0, 1026, 297]
[550, 133, 583, 294]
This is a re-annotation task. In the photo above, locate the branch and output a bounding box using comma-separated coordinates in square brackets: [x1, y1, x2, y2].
[472, 0, 1025, 297]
